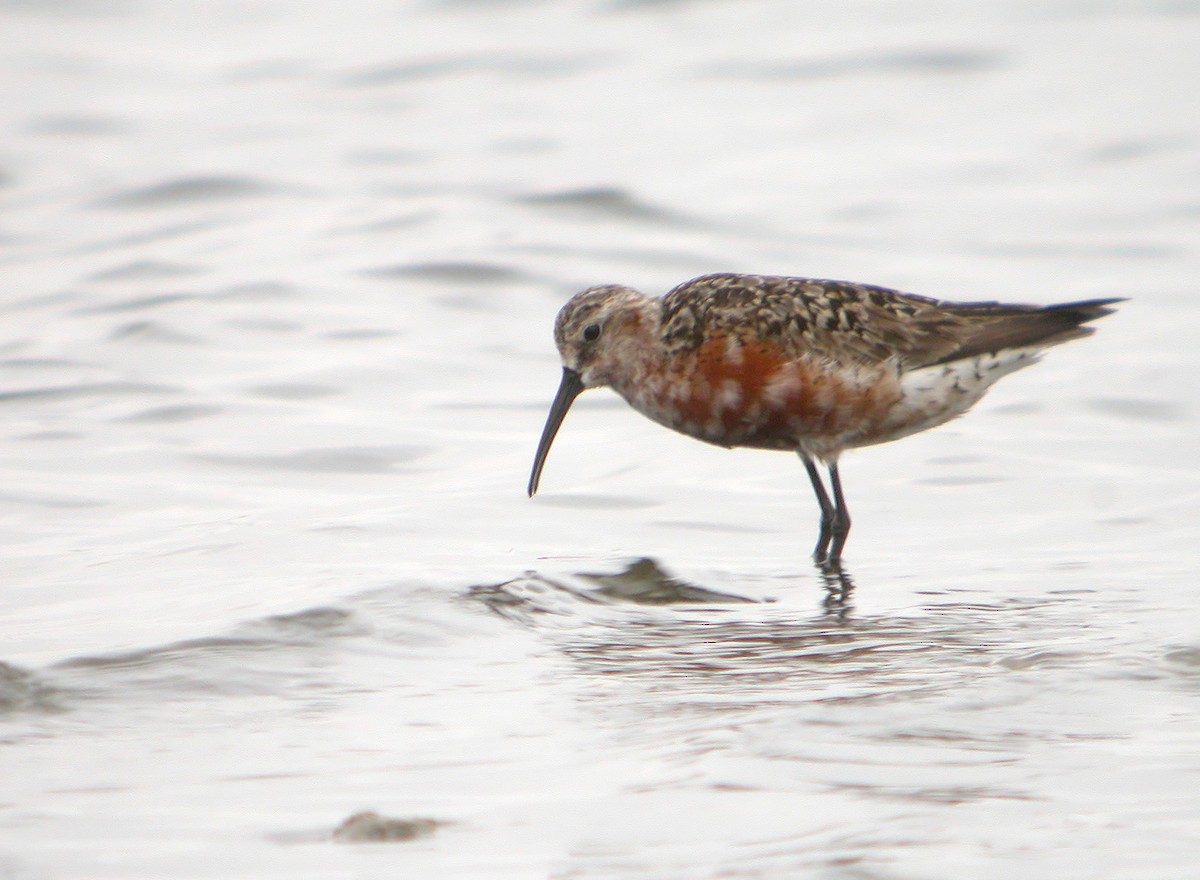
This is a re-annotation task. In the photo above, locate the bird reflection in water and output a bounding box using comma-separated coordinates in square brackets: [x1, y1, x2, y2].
[575, 557, 755, 605]
[473, 556, 855, 618]
[472, 557, 977, 701]
[579, 556, 856, 615]
[816, 560, 856, 618]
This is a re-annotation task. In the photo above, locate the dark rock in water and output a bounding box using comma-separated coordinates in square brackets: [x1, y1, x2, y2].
[332, 811, 442, 843]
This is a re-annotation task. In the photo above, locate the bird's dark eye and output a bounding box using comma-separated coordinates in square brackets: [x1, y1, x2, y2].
[582, 323, 601, 342]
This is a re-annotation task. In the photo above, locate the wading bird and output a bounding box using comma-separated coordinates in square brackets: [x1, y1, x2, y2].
[528, 273, 1120, 565]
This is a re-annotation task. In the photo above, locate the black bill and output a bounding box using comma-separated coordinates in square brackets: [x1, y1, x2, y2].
[527, 367, 584, 497]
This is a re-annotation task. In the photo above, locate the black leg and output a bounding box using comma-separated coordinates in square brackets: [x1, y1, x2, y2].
[826, 460, 852, 565]
[799, 453, 835, 562]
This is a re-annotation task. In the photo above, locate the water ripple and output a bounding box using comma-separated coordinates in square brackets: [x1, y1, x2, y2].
[85, 260, 202, 283]
[92, 176, 293, 210]
[0, 662, 61, 715]
[698, 47, 1006, 80]
[196, 445, 430, 474]
[515, 186, 698, 226]
[360, 260, 534, 284]
[0, 381, 179, 404]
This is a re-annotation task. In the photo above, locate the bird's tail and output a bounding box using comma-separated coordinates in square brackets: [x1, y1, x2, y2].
[931, 297, 1124, 365]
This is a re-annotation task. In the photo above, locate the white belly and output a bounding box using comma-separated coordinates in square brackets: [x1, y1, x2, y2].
[866, 348, 1044, 445]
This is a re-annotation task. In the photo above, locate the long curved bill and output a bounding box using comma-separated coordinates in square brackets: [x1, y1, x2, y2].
[527, 367, 584, 497]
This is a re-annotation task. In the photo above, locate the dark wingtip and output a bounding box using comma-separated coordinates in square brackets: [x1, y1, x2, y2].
[930, 295, 1125, 366]
[1044, 296, 1127, 320]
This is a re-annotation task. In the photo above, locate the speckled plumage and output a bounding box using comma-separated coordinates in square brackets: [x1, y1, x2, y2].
[661, 274, 1112, 370]
[529, 272, 1122, 564]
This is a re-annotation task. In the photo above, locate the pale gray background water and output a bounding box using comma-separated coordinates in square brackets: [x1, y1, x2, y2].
[2, 1, 1198, 877]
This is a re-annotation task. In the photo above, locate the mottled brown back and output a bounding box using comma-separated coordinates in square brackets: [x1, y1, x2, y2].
[659, 274, 1122, 370]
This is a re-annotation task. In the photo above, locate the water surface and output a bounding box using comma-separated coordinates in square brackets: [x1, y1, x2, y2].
[2, 1, 1198, 877]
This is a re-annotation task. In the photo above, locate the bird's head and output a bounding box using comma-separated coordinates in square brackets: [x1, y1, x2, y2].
[528, 284, 653, 496]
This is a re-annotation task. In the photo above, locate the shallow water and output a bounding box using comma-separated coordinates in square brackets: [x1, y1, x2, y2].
[2, 1, 1199, 877]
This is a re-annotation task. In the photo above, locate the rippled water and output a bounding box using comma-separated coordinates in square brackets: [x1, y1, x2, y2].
[2, 1, 1199, 877]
